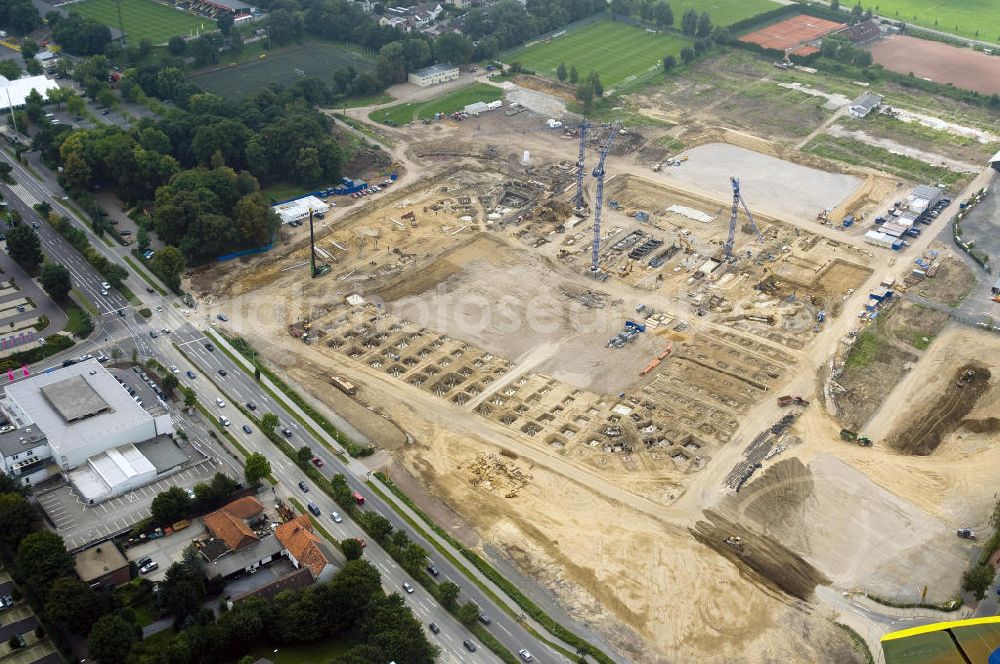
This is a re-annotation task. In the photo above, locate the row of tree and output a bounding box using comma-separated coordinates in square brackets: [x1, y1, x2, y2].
[0, 0, 41, 36]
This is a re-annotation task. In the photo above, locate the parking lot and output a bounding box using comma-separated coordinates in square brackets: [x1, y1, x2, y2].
[37, 457, 229, 552]
[125, 520, 207, 583]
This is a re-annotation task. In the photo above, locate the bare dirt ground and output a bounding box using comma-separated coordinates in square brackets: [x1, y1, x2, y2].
[869, 35, 1000, 96]
[193, 55, 1000, 663]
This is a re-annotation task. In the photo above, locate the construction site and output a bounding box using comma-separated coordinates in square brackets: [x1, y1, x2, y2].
[192, 64, 1000, 663]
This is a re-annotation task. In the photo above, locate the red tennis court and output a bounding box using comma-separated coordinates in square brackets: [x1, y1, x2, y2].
[740, 15, 845, 55]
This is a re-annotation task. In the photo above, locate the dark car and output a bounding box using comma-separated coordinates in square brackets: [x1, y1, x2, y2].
[246, 402, 257, 411]
[307, 502, 321, 516]
[186, 370, 196, 379]
[242, 424, 252, 434]
[218, 368, 227, 376]
[136, 556, 152, 568]
[281, 428, 293, 438]
[478, 613, 491, 625]
[463, 640, 477, 652]
[428, 622, 440, 634]
[427, 564, 439, 577]
[205, 342, 215, 351]
[298, 481, 309, 492]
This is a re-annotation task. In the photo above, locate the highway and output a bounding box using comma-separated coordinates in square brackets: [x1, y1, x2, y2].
[0, 152, 570, 664]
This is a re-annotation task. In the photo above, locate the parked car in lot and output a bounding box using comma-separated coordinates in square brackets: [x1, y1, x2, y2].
[205, 342, 215, 351]
[140, 561, 159, 574]
[281, 427, 293, 438]
[170, 365, 179, 374]
[219, 416, 231, 427]
[136, 557, 152, 568]
[246, 402, 256, 411]
[218, 368, 227, 376]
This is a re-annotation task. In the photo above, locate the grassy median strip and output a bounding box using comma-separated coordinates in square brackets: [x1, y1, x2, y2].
[123, 254, 168, 296]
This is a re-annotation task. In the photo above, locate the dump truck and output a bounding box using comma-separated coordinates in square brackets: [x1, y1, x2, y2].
[777, 395, 809, 407]
[840, 429, 858, 441]
[957, 528, 977, 540]
[857, 436, 872, 447]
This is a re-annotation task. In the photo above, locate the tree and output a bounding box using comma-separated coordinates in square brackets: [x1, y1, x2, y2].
[244, 453, 271, 485]
[850, 2, 864, 23]
[363, 512, 394, 543]
[151, 246, 186, 292]
[342, 538, 363, 561]
[20, 40, 39, 60]
[161, 374, 179, 392]
[662, 54, 677, 72]
[0, 61, 21, 80]
[962, 564, 995, 600]
[680, 46, 695, 64]
[831, 0, 840, 9]
[16, 531, 73, 598]
[168, 35, 187, 56]
[260, 412, 279, 436]
[680, 8, 698, 35]
[217, 13, 234, 36]
[88, 613, 139, 663]
[438, 581, 460, 610]
[653, 1, 673, 28]
[693, 39, 709, 55]
[25, 59, 41, 76]
[457, 601, 479, 626]
[296, 445, 313, 464]
[568, 66, 578, 84]
[574, 83, 594, 113]
[588, 71, 603, 97]
[0, 493, 35, 548]
[433, 32, 473, 65]
[65, 93, 86, 118]
[39, 263, 71, 302]
[556, 62, 567, 82]
[160, 549, 207, 626]
[6, 225, 43, 273]
[696, 11, 712, 37]
[182, 387, 197, 409]
[151, 486, 193, 526]
[376, 42, 407, 84]
[45, 577, 101, 634]
[331, 473, 352, 506]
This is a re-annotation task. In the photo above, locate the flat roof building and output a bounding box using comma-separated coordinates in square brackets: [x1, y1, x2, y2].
[849, 92, 883, 118]
[74, 544, 130, 589]
[0, 74, 61, 111]
[270, 195, 330, 225]
[408, 63, 459, 87]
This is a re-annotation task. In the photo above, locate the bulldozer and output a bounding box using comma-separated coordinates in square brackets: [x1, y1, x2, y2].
[724, 536, 743, 552]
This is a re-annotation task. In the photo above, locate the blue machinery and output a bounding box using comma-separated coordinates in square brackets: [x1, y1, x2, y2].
[723, 176, 764, 260]
[589, 121, 622, 276]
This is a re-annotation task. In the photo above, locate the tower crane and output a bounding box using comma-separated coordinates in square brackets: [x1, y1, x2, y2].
[574, 121, 592, 212]
[589, 121, 622, 277]
[723, 176, 764, 261]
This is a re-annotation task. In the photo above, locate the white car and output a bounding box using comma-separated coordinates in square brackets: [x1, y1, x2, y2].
[402, 582, 414, 594]
[219, 416, 231, 427]
[100, 289, 108, 296]
[518, 649, 534, 662]
[170, 365, 179, 374]
[216, 398, 225, 407]
[331, 511, 343, 523]
[100, 281, 110, 290]
[161, 328, 170, 334]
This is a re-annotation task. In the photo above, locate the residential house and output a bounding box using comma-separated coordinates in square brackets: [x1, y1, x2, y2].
[275, 516, 338, 582]
[200, 496, 284, 579]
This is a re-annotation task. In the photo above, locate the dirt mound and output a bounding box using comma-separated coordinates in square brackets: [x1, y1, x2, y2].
[691, 508, 829, 601]
[888, 364, 991, 455]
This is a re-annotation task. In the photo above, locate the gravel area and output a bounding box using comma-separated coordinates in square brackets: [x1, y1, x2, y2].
[655, 143, 862, 220]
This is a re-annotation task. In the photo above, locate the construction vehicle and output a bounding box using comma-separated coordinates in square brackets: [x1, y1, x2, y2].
[724, 536, 743, 551]
[857, 436, 872, 447]
[777, 395, 809, 407]
[574, 121, 593, 212]
[723, 177, 764, 260]
[588, 121, 622, 279]
[957, 369, 976, 388]
[957, 528, 977, 540]
[840, 429, 858, 442]
[652, 162, 662, 172]
[677, 235, 693, 254]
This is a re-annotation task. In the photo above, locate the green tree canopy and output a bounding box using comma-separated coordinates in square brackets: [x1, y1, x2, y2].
[40, 263, 71, 302]
[6, 225, 43, 272]
[244, 453, 271, 485]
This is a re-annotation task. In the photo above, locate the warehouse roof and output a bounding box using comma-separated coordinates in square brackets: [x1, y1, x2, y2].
[74, 544, 128, 582]
[0, 75, 61, 111]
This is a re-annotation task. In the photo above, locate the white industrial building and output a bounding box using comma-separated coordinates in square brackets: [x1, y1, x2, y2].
[1, 361, 175, 502]
[408, 64, 459, 87]
[848, 92, 883, 118]
[0, 74, 61, 111]
[270, 195, 330, 225]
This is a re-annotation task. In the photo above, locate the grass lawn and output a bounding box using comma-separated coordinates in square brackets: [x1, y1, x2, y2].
[805, 134, 968, 186]
[261, 182, 312, 204]
[369, 83, 502, 125]
[246, 640, 352, 664]
[859, 0, 1000, 43]
[668, 0, 780, 25]
[189, 41, 375, 99]
[510, 22, 693, 89]
[65, 304, 94, 338]
[70, 0, 207, 44]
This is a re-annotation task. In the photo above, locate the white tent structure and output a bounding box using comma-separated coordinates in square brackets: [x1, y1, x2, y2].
[0, 75, 60, 110]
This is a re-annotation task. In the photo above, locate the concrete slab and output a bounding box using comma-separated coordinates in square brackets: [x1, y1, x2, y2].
[126, 520, 207, 582]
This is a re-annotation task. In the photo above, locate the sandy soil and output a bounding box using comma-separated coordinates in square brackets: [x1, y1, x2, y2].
[869, 35, 1000, 96]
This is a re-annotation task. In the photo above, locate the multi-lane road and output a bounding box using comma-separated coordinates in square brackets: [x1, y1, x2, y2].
[0, 153, 576, 664]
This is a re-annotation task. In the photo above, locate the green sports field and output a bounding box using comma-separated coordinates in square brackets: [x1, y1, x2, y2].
[512, 22, 693, 89]
[859, 0, 1000, 42]
[70, 0, 207, 44]
[668, 0, 781, 25]
[370, 83, 503, 125]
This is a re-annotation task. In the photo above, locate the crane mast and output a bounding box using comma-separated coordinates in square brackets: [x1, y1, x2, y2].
[589, 121, 622, 276]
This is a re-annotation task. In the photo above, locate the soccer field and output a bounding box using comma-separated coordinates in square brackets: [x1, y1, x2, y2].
[70, 0, 207, 44]
[859, 0, 1000, 42]
[512, 22, 693, 89]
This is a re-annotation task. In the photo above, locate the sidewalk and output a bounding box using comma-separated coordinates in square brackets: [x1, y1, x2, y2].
[207, 327, 601, 662]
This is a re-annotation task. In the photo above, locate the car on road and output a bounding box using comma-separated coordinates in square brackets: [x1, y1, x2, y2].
[217, 313, 228, 321]
[186, 370, 196, 379]
[281, 428, 293, 438]
[307, 502, 321, 516]
[218, 368, 227, 376]
[242, 424, 252, 434]
[101, 289, 108, 296]
[161, 328, 170, 334]
[402, 582, 414, 594]
[428, 622, 440, 634]
[518, 649, 534, 662]
[101, 110, 110, 115]
[246, 402, 256, 410]
[205, 342, 215, 351]
[298, 481, 309, 492]
[101, 281, 110, 290]
[478, 613, 491, 625]
[311, 456, 324, 467]
[140, 561, 159, 574]
[426, 564, 439, 577]
[216, 398, 226, 407]
[330, 511, 342, 523]
[463, 640, 477, 652]
[219, 416, 231, 427]
[31, 221, 39, 228]
[170, 365, 179, 374]
[149, 330, 157, 338]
